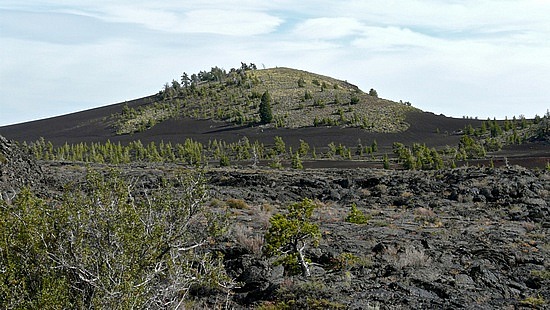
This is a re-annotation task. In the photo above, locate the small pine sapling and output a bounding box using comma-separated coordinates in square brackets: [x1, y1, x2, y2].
[345, 203, 370, 224]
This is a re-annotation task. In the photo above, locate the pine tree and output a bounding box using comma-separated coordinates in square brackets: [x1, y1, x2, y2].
[369, 88, 378, 97]
[291, 152, 303, 169]
[259, 91, 273, 124]
[383, 154, 390, 169]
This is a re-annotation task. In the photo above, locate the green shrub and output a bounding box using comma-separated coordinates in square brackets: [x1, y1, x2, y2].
[350, 95, 360, 105]
[0, 169, 233, 309]
[298, 140, 310, 157]
[270, 158, 283, 169]
[345, 203, 371, 224]
[0, 188, 73, 309]
[458, 135, 486, 159]
[265, 199, 320, 276]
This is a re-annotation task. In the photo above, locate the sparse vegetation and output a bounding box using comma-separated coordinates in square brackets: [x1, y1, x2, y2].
[111, 65, 416, 134]
[226, 198, 250, 209]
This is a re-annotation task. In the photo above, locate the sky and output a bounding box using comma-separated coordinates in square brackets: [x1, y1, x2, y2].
[1, 1, 550, 126]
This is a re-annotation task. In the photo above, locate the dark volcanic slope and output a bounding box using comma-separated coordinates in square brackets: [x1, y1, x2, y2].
[0, 96, 156, 145]
[0, 97, 480, 152]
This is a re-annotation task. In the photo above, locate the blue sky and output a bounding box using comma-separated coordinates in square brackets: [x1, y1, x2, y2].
[1, 1, 550, 126]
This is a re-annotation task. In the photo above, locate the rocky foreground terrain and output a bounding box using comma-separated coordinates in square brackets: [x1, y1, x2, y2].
[0, 135, 43, 201]
[37, 161, 549, 309]
[2, 136, 549, 309]
[206, 164, 550, 309]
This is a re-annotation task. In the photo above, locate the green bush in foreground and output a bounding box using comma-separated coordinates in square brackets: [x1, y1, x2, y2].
[0, 169, 233, 309]
[264, 198, 320, 277]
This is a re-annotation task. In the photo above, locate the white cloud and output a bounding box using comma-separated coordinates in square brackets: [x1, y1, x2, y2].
[339, 0, 550, 31]
[293, 17, 363, 40]
[86, 5, 283, 36]
[352, 26, 441, 52]
[2, 1, 550, 125]
[181, 9, 283, 36]
[6, 2, 285, 36]
[98, 5, 182, 33]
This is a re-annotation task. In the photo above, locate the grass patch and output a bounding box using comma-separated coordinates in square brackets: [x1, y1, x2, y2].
[520, 295, 546, 307]
[226, 198, 250, 209]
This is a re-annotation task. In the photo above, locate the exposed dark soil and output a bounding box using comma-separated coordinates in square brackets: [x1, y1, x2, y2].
[0, 97, 479, 151]
[3, 100, 548, 169]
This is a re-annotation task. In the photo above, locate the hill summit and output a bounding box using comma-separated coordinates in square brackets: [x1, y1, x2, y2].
[113, 65, 418, 135]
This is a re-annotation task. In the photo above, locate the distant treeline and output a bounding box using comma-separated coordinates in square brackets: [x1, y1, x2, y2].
[23, 112, 550, 170]
[23, 136, 377, 169]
